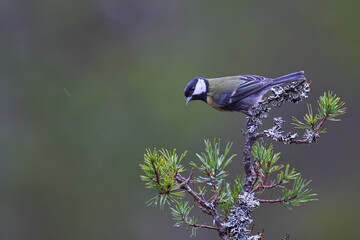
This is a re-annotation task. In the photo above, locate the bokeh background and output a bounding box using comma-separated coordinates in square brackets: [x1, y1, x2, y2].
[1, 0, 359, 239]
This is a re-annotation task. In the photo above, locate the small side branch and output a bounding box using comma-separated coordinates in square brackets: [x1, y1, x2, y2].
[204, 169, 220, 205]
[175, 173, 228, 239]
[258, 195, 297, 204]
[252, 181, 283, 193]
[180, 214, 220, 231]
[290, 139, 311, 144]
[175, 174, 213, 215]
[262, 182, 282, 189]
[259, 130, 311, 145]
[151, 161, 162, 187]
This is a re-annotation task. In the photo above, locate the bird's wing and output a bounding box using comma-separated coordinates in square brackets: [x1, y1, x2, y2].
[208, 75, 271, 106]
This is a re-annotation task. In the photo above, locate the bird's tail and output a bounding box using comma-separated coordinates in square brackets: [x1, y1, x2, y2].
[272, 71, 305, 85]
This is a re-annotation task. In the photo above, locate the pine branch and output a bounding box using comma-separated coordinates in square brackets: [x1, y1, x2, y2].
[141, 79, 345, 239]
[175, 173, 213, 215]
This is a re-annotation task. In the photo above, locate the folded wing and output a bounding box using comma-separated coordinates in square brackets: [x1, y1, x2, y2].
[208, 75, 271, 106]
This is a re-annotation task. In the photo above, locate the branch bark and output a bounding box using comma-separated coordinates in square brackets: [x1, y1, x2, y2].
[243, 132, 258, 192]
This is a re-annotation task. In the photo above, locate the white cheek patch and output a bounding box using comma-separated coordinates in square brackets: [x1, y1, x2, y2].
[193, 79, 206, 95]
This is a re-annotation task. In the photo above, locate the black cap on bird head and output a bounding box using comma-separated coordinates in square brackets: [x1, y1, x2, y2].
[184, 78, 209, 105]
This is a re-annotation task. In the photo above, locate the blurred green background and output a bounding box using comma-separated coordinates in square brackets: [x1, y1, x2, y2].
[1, 0, 359, 239]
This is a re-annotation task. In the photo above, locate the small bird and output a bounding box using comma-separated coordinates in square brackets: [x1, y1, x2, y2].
[184, 71, 305, 115]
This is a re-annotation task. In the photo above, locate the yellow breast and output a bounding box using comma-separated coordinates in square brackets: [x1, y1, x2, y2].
[206, 96, 225, 111]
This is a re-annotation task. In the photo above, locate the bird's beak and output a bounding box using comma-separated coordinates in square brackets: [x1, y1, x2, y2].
[186, 96, 192, 105]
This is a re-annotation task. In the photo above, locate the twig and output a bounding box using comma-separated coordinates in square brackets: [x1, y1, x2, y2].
[175, 174, 228, 239]
[290, 139, 310, 144]
[151, 161, 161, 186]
[317, 115, 328, 130]
[258, 130, 312, 145]
[180, 214, 220, 231]
[185, 168, 194, 184]
[261, 182, 283, 190]
[204, 168, 220, 205]
[257, 195, 297, 204]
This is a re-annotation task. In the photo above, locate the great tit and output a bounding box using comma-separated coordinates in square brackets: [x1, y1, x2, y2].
[184, 71, 306, 115]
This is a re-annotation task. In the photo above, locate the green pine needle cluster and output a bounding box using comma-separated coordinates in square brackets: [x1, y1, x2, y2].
[292, 91, 346, 131]
[218, 175, 244, 216]
[140, 148, 187, 208]
[171, 201, 195, 227]
[252, 143, 283, 177]
[279, 177, 317, 209]
[252, 143, 317, 209]
[141, 140, 245, 229]
[170, 201, 201, 237]
[190, 140, 236, 186]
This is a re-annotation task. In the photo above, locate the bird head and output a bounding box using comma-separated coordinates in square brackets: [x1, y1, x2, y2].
[184, 78, 209, 105]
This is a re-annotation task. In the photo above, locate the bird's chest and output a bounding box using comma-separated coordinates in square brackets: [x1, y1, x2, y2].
[206, 96, 225, 111]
